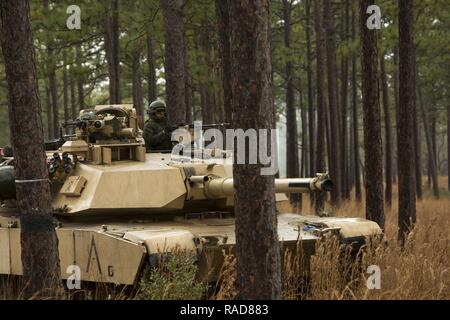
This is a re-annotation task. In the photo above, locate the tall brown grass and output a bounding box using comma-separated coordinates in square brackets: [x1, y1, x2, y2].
[215, 177, 450, 300]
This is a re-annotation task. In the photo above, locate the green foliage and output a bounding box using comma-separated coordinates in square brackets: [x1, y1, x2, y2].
[0, 0, 448, 153]
[138, 251, 208, 300]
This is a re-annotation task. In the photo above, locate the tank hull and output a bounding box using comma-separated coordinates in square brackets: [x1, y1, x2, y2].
[0, 208, 381, 285]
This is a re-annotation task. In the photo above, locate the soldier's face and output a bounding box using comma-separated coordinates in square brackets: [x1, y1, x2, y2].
[155, 110, 166, 119]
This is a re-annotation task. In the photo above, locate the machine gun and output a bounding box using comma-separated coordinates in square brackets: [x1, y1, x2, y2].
[62, 106, 139, 144]
[171, 122, 231, 130]
[44, 127, 66, 151]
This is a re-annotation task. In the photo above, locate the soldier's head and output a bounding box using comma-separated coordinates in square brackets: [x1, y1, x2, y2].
[148, 100, 167, 120]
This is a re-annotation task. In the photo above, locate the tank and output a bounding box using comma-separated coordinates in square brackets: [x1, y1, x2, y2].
[0, 105, 382, 285]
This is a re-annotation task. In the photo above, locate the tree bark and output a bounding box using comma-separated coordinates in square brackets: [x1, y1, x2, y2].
[75, 47, 85, 110]
[104, 0, 121, 104]
[204, 29, 218, 123]
[63, 66, 69, 130]
[44, 82, 53, 140]
[183, 29, 193, 124]
[0, 0, 62, 298]
[359, 0, 384, 230]
[324, 0, 341, 207]
[349, 108, 355, 190]
[417, 82, 440, 198]
[216, 0, 232, 124]
[49, 71, 59, 139]
[305, 0, 316, 206]
[230, 0, 281, 299]
[393, 47, 399, 184]
[412, 95, 422, 199]
[314, 0, 326, 214]
[132, 50, 144, 124]
[301, 88, 308, 180]
[380, 54, 393, 207]
[77, 78, 85, 111]
[398, 0, 416, 244]
[412, 47, 422, 199]
[70, 72, 77, 120]
[340, 0, 350, 200]
[431, 109, 438, 177]
[448, 105, 450, 191]
[147, 31, 157, 104]
[351, 4, 361, 202]
[161, 0, 187, 124]
[305, 0, 315, 174]
[325, 99, 332, 172]
[283, 0, 300, 209]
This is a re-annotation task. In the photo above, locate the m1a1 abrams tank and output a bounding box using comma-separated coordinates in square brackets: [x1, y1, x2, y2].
[0, 104, 382, 286]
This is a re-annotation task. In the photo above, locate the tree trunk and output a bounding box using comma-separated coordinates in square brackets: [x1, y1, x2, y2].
[63, 66, 69, 130]
[340, 0, 350, 200]
[204, 29, 218, 123]
[132, 50, 144, 125]
[75, 47, 85, 110]
[104, 0, 121, 104]
[305, 0, 315, 176]
[185, 71, 193, 124]
[230, 0, 281, 299]
[183, 30, 193, 124]
[70, 73, 77, 120]
[412, 47, 422, 199]
[77, 78, 85, 111]
[360, 0, 384, 230]
[349, 109, 355, 190]
[417, 82, 440, 198]
[380, 54, 393, 207]
[301, 88, 308, 179]
[161, 0, 186, 124]
[431, 110, 438, 177]
[216, 0, 232, 124]
[283, 0, 300, 209]
[147, 31, 157, 104]
[49, 66, 59, 139]
[448, 105, 450, 191]
[0, 0, 62, 297]
[325, 99, 332, 172]
[45, 82, 53, 140]
[324, 0, 341, 207]
[314, 0, 326, 214]
[412, 95, 422, 199]
[352, 4, 361, 202]
[393, 48, 399, 184]
[298, 83, 306, 211]
[305, 0, 315, 206]
[397, 0, 416, 244]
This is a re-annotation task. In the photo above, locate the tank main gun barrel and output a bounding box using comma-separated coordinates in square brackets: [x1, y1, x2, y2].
[188, 173, 334, 199]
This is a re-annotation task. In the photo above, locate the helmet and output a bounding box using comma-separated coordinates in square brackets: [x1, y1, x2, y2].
[148, 100, 166, 115]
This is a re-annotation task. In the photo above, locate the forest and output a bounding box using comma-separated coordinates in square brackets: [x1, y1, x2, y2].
[0, 0, 449, 302]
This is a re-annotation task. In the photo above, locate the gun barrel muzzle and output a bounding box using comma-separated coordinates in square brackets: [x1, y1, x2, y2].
[201, 174, 334, 199]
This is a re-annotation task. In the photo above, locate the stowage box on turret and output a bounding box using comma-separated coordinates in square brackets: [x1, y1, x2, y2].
[0, 105, 382, 285]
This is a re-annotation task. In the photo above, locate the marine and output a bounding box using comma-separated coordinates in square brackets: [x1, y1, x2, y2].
[143, 100, 173, 151]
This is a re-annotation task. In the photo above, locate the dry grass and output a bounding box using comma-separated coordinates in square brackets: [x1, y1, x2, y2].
[216, 176, 450, 300]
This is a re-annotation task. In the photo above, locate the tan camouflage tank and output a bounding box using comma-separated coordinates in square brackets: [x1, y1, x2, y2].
[0, 105, 382, 285]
